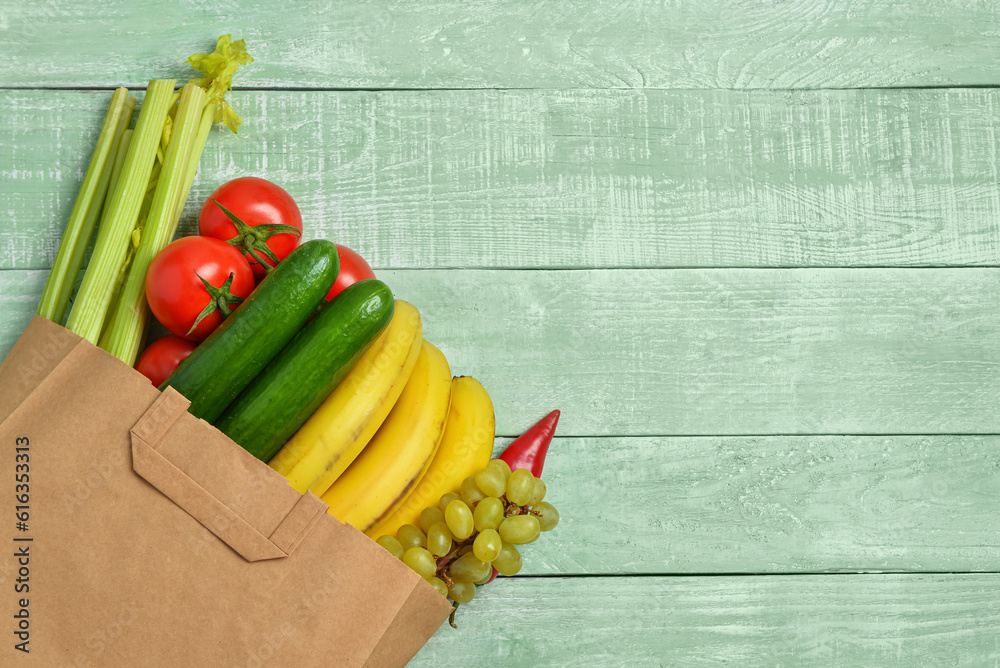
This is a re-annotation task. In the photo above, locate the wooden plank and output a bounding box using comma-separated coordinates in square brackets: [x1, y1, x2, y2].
[0, 271, 46, 344]
[4, 267, 1000, 437]
[1, 1, 998, 89]
[391, 267, 1000, 437]
[4, 88, 1000, 271]
[488, 434, 1000, 575]
[411, 574, 1000, 667]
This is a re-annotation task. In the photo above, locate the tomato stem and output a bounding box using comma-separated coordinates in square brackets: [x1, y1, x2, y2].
[186, 271, 245, 336]
[212, 198, 301, 273]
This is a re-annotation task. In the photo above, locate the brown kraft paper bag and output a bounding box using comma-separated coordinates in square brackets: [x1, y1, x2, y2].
[0, 316, 453, 666]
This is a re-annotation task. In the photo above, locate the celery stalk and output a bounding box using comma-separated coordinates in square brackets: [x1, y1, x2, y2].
[172, 35, 255, 222]
[37, 88, 134, 325]
[100, 84, 209, 364]
[103, 132, 159, 325]
[65, 79, 176, 343]
[172, 101, 217, 224]
[94, 128, 137, 344]
[106, 129, 134, 205]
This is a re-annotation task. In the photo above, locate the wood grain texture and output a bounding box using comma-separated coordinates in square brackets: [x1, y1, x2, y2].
[4, 267, 1000, 437]
[5, 1, 999, 663]
[386, 267, 1000, 437]
[1, 1, 998, 89]
[5, 88, 1000, 271]
[489, 434, 1000, 575]
[412, 574, 1000, 667]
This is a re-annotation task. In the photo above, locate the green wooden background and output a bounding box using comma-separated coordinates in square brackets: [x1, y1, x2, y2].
[2, 2, 1000, 665]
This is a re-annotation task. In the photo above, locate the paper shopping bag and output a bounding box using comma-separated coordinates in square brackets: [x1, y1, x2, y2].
[0, 316, 452, 667]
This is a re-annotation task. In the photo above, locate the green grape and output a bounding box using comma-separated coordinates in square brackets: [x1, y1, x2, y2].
[475, 467, 505, 498]
[375, 535, 405, 560]
[535, 501, 560, 531]
[449, 553, 492, 583]
[489, 458, 511, 480]
[473, 496, 503, 532]
[402, 547, 437, 579]
[427, 521, 454, 557]
[473, 529, 502, 562]
[444, 499, 475, 539]
[475, 570, 494, 585]
[396, 524, 427, 549]
[460, 475, 486, 506]
[419, 506, 445, 532]
[498, 514, 540, 544]
[439, 492, 460, 512]
[506, 468, 535, 506]
[448, 581, 476, 604]
[493, 543, 522, 576]
[428, 576, 449, 598]
[529, 477, 547, 506]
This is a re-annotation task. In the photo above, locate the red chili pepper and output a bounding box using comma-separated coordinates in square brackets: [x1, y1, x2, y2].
[498, 409, 560, 477]
[484, 409, 560, 584]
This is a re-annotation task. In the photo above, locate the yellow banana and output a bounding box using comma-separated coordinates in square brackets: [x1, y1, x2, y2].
[322, 340, 452, 532]
[369, 375, 495, 540]
[269, 299, 422, 496]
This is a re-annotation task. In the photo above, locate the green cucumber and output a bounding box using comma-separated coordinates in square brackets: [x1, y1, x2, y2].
[161, 239, 339, 422]
[214, 279, 394, 461]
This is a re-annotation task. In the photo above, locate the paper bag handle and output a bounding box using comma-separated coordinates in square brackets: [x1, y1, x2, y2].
[130, 388, 327, 562]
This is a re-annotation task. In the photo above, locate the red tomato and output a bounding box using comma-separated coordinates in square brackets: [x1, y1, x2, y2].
[198, 176, 303, 280]
[134, 335, 198, 387]
[325, 244, 376, 301]
[146, 236, 255, 341]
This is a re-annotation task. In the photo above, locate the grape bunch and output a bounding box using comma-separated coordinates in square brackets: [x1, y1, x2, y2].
[375, 458, 560, 609]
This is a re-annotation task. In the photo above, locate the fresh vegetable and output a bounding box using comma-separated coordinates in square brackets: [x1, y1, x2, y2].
[161, 239, 339, 422]
[64, 79, 177, 344]
[376, 457, 559, 624]
[326, 245, 376, 301]
[182, 35, 254, 197]
[102, 37, 255, 362]
[39, 35, 253, 362]
[198, 176, 303, 279]
[99, 83, 208, 363]
[135, 335, 198, 387]
[322, 340, 452, 532]
[36, 88, 134, 325]
[215, 279, 395, 462]
[269, 299, 423, 495]
[499, 409, 560, 477]
[145, 236, 255, 341]
[104, 130, 134, 212]
[370, 376, 495, 540]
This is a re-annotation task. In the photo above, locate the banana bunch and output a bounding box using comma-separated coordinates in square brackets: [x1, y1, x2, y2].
[268, 299, 495, 535]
